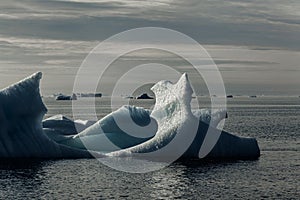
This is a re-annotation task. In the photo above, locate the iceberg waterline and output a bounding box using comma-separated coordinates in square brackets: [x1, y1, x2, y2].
[0, 72, 260, 159]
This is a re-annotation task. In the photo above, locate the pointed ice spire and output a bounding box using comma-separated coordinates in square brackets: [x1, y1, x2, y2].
[0, 71, 46, 119]
[3, 71, 42, 92]
[151, 73, 194, 115]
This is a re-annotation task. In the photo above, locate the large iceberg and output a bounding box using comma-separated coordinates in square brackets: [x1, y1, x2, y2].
[0, 72, 260, 159]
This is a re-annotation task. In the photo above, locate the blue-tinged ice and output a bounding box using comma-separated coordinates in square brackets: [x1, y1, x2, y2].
[0, 72, 101, 158]
[0, 72, 260, 159]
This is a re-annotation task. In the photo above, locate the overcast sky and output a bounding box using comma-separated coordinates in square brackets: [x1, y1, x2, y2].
[0, 0, 299, 95]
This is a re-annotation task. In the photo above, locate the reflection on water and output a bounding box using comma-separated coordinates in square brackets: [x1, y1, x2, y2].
[0, 154, 298, 199]
[0, 97, 299, 199]
[0, 159, 248, 199]
[0, 159, 50, 198]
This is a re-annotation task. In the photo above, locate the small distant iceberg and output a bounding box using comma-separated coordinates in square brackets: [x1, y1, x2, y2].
[0, 72, 260, 159]
[56, 93, 77, 101]
[136, 93, 154, 99]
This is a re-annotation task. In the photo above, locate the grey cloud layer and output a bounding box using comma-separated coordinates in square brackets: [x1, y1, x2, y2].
[0, 0, 299, 49]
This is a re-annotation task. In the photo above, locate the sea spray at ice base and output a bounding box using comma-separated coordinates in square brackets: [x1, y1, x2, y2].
[0, 72, 260, 159]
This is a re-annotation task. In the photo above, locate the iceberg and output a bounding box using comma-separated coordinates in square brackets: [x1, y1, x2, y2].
[136, 93, 154, 99]
[0, 72, 260, 160]
[55, 93, 77, 100]
[0, 72, 101, 158]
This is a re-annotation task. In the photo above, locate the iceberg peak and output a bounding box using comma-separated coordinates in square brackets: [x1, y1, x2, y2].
[151, 73, 193, 115]
[3, 71, 42, 92]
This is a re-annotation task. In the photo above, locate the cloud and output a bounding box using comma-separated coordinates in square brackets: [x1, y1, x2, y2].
[0, 1, 299, 72]
[0, 0, 299, 50]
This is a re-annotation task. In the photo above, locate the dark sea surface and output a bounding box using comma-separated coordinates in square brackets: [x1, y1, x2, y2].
[0, 97, 299, 199]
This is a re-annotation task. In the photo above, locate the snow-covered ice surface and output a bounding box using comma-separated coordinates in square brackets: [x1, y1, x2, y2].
[0, 72, 260, 159]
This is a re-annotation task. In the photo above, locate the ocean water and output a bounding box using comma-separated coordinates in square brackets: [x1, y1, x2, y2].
[0, 97, 299, 199]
